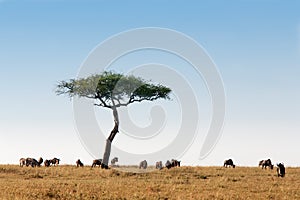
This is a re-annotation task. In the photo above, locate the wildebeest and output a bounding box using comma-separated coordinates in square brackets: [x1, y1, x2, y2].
[156, 161, 163, 170]
[171, 159, 181, 167]
[165, 160, 172, 169]
[38, 157, 44, 166]
[25, 158, 36, 167]
[76, 159, 84, 167]
[224, 159, 235, 168]
[19, 158, 26, 167]
[165, 159, 181, 169]
[25, 157, 43, 167]
[259, 159, 273, 169]
[91, 159, 103, 168]
[44, 159, 51, 167]
[111, 157, 118, 166]
[50, 158, 60, 166]
[277, 163, 285, 177]
[139, 160, 148, 169]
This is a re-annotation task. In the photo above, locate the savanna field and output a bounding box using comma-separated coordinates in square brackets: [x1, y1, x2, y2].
[0, 165, 299, 199]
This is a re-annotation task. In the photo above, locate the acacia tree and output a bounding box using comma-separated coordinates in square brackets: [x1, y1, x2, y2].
[56, 71, 171, 168]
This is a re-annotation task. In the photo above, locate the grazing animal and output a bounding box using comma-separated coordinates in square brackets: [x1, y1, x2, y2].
[224, 159, 235, 168]
[19, 158, 26, 167]
[44, 159, 51, 167]
[171, 159, 181, 167]
[139, 160, 148, 169]
[91, 159, 103, 168]
[165, 160, 172, 169]
[37, 157, 43, 166]
[25, 157, 42, 167]
[50, 158, 60, 166]
[110, 157, 118, 166]
[277, 163, 285, 177]
[259, 159, 273, 169]
[156, 161, 163, 170]
[25, 158, 33, 167]
[76, 159, 84, 167]
[27, 158, 37, 167]
[165, 159, 181, 169]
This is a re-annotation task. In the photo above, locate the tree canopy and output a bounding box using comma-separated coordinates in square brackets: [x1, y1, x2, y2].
[56, 71, 171, 109]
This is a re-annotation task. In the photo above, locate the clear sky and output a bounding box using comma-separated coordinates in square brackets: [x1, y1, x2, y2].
[0, 0, 299, 166]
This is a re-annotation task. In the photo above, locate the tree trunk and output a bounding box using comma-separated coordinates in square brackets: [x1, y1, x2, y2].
[101, 107, 119, 169]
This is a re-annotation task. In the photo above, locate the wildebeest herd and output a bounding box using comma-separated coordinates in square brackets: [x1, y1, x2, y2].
[223, 158, 285, 177]
[19, 157, 43, 167]
[18, 156, 285, 177]
[19, 157, 60, 167]
[139, 159, 181, 170]
[89, 158, 181, 170]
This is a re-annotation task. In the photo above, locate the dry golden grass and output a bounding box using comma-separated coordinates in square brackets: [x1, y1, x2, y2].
[0, 165, 299, 199]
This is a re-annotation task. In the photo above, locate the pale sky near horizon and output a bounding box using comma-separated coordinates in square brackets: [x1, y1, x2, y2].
[0, 0, 299, 166]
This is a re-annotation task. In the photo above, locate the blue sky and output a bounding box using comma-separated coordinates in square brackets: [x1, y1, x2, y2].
[0, 0, 299, 166]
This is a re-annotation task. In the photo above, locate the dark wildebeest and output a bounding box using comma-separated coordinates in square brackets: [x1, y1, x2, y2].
[171, 159, 181, 167]
[165, 160, 172, 169]
[277, 163, 285, 177]
[259, 159, 273, 169]
[44, 159, 51, 167]
[38, 157, 43, 166]
[91, 159, 103, 168]
[156, 161, 163, 170]
[224, 159, 235, 168]
[165, 159, 180, 169]
[25, 158, 36, 167]
[111, 157, 118, 167]
[76, 159, 84, 167]
[19, 158, 26, 167]
[50, 158, 60, 166]
[25, 157, 43, 167]
[139, 160, 148, 169]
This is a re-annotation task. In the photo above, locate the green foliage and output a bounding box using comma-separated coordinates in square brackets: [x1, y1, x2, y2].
[56, 71, 172, 108]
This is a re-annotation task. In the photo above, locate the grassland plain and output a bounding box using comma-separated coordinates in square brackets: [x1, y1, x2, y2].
[0, 165, 299, 199]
